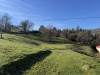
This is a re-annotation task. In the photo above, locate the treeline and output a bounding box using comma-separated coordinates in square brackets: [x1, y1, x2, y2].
[0, 13, 100, 46]
[39, 25, 100, 45]
[0, 13, 34, 33]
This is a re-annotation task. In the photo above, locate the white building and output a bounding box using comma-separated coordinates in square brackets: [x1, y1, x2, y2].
[96, 46, 100, 53]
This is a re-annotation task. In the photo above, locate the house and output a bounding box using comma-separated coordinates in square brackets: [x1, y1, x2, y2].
[96, 45, 100, 53]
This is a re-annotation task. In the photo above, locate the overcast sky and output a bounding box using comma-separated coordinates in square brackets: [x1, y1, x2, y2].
[0, 0, 100, 30]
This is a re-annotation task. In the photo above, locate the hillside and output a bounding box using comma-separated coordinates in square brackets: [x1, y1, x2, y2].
[91, 28, 100, 34]
[0, 33, 100, 75]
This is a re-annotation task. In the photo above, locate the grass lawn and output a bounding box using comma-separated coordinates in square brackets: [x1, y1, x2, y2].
[25, 47, 100, 75]
[0, 33, 100, 75]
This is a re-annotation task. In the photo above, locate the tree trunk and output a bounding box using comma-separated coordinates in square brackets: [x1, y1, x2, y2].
[0, 29, 3, 39]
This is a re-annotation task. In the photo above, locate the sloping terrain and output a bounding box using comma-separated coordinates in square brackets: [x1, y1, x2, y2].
[90, 28, 100, 34]
[0, 33, 100, 75]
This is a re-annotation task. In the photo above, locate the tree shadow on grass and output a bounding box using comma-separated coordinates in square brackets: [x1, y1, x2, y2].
[0, 50, 52, 75]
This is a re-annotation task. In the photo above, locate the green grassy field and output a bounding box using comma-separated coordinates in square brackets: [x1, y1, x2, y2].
[0, 33, 100, 75]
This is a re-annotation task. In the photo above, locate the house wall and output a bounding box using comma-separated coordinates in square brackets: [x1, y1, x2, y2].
[96, 48, 100, 53]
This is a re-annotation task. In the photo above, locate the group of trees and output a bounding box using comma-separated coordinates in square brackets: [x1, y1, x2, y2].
[39, 25, 61, 42]
[0, 13, 100, 46]
[61, 26, 93, 44]
[0, 13, 34, 32]
[0, 13, 34, 38]
[39, 25, 100, 45]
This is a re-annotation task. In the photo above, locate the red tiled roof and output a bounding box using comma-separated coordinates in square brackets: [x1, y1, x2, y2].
[96, 46, 100, 48]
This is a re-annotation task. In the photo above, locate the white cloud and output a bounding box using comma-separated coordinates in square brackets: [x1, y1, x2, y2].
[0, 0, 42, 21]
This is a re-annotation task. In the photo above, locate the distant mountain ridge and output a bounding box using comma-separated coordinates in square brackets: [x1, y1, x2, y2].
[90, 28, 100, 34]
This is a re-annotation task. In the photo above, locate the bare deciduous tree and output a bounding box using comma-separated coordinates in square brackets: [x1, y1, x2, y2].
[2, 13, 11, 32]
[20, 20, 34, 32]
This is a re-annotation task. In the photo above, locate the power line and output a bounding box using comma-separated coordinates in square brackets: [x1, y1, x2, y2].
[32, 16, 100, 21]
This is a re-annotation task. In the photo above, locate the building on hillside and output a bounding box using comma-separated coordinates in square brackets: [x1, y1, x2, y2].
[96, 45, 100, 53]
